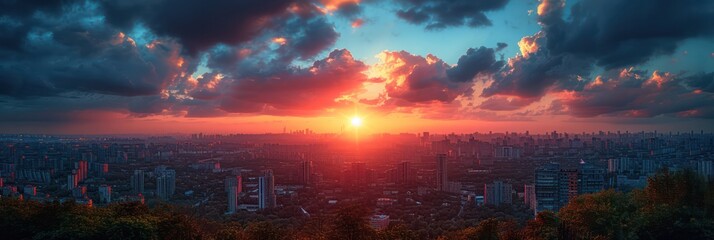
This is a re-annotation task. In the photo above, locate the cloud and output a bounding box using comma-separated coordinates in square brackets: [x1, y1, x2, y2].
[561, 69, 714, 118]
[477, 96, 540, 111]
[495, 42, 508, 51]
[370, 51, 472, 104]
[539, 0, 714, 69]
[0, 2, 189, 98]
[684, 72, 714, 93]
[394, 0, 509, 30]
[100, 0, 297, 54]
[483, 0, 713, 105]
[216, 49, 369, 116]
[447, 46, 504, 82]
[482, 33, 591, 99]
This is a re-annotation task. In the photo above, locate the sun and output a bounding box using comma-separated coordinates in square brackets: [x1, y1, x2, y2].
[350, 116, 363, 127]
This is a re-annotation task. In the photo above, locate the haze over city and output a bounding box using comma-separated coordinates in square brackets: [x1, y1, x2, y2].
[1, 0, 713, 134]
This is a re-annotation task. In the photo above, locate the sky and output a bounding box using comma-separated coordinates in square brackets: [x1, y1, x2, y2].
[0, 0, 713, 134]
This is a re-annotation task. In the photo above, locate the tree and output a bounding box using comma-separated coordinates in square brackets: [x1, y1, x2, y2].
[329, 204, 376, 240]
[245, 222, 283, 240]
[558, 190, 635, 239]
[521, 211, 557, 240]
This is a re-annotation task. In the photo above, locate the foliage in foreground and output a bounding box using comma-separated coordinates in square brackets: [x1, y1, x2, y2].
[1, 170, 713, 239]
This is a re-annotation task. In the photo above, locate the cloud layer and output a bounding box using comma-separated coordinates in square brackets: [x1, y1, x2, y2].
[0, 0, 712, 130]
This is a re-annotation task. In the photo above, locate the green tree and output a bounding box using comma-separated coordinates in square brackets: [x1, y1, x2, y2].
[558, 190, 636, 239]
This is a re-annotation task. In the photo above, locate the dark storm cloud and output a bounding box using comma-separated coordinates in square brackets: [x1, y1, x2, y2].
[541, 0, 714, 69]
[482, 45, 592, 98]
[447, 46, 504, 82]
[276, 16, 340, 61]
[483, 0, 713, 104]
[0, 1, 189, 98]
[495, 42, 508, 51]
[334, 2, 362, 18]
[685, 72, 714, 93]
[394, 0, 509, 30]
[100, 0, 296, 54]
[563, 69, 714, 118]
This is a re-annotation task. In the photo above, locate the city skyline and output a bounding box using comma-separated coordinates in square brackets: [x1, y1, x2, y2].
[1, 1, 713, 238]
[1, 0, 713, 134]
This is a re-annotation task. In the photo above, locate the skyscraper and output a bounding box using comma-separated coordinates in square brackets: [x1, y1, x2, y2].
[524, 184, 536, 210]
[258, 170, 276, 209]
[534, 163, 560, 213]
[226, 177, 238, 213]
[396, 161, 413, 185]
[300, 160, 312, 185]
[436, 154, 448, 191]
[99, 185, 111, 203]
[641, 159, 657, 176]
[698, 160, 713, 181]
[535, 162, 606, 214]
[559, 169, 579, 208]
[225, 175, 242, 194]
[73, 160, 88, 183]
[131, 170, 144, 194]
[67, 171, 78, 190]
[484, 180, 512, 206]
[608, 157, 631, 174]
[156, 169, 176, 200]
[579, 163, 606, 194]
[95, 163, 109, 177]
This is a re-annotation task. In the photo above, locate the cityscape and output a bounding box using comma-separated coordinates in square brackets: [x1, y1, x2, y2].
[1, 130, 713, 238]
[1, 0, 713, 239]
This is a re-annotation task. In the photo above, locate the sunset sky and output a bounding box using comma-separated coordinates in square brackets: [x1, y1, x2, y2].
[1, 0, 713, 134]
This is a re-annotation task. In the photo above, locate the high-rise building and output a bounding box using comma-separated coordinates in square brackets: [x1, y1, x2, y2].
[608, 157, 630, 174]
[72, 186, 87, 198]
[258, 170, 276, 209]
[534, 163, 560, 213]
[524, 184, 536, 210]
[698, 160, 714, 181]
[396, 161, 413, 185]
[226, 177, 238, 213]
[131, 170, 144, 194]
[67, 171, 78, 190]
[95, 163, 109, 177]
[74, 160, 88, 182]
[641, 159, 657, 176]
[559, 169, 579, 207]
[23, 185, 36, 197]
[99, 185, 111, 203]
[579, 163, 606, 194]
[156, 168, 176, 200]
[225, 175, 242, 194]
[436, 154, 448, 191]
[535, 163, 606, 214]
[299, 160, 312, 185]
[484, 180, 512, 206]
